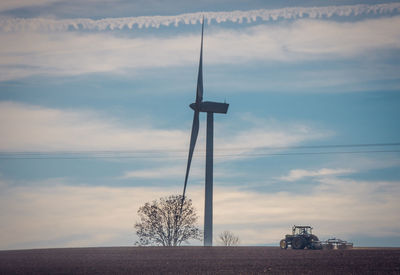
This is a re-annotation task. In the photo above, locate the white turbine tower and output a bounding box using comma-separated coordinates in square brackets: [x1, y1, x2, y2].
[181, 17, 229, 246]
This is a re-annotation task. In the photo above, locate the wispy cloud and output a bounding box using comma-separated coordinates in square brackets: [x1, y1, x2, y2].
[0, 31, 199, 81]
[279, 168, 355, 181]
[0, 0, 63, 13]
[0, 101, 187, 152]
[217, 119, 331, 154]
[120, 165, 202, 180]
[1, 15, 399, 81]
[1, 3, 399, 31]
[0, 102, 328, 154]
[119, 164, 241, 180]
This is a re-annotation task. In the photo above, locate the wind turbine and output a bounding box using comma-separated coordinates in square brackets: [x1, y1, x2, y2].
[181, 17, 229, 246]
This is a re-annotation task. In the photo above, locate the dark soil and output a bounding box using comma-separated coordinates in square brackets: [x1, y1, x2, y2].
[0, 246, 399, 274]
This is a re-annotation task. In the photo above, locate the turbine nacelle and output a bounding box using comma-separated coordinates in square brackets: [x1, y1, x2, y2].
[189, 101, 229, 114]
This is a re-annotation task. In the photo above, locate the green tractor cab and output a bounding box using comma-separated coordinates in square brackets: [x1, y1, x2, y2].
[280, 225, 322, 250]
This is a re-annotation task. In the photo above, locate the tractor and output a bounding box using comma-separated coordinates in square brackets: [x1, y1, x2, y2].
[280, 225, 322, 250]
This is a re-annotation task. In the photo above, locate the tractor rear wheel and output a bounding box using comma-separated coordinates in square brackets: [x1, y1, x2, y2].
[292, 237, 305, 249]
[309, 234, 322, 249]
[280, 239, 287, 249]
[310, 234, 319, 242]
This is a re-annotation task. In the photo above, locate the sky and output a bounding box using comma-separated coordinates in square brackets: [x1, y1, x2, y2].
[0, 0, 400, 249]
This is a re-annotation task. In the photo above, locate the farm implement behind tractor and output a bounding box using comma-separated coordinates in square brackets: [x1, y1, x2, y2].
[322, 238, 353, 250]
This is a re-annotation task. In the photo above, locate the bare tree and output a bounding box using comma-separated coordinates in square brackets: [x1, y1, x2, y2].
[218, 230, 240, 246]
[135, 195, 202, 246]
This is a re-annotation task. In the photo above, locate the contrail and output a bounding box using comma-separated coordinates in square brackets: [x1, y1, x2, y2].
[1, 2, 400, 32]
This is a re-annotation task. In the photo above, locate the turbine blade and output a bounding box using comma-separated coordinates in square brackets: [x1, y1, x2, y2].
[182, 110, 199, 198]
[195, 17, 204, 104]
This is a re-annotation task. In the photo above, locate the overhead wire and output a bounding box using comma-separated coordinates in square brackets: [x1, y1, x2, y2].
[0, 142, 399, 159]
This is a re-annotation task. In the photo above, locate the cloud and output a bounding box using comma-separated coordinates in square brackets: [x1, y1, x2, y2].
[213, 178, 400, 244]
[0, 31, 199, 81]
[1, 3, 400, 31]
[279, 168, 355, 181]
[0, 0, 63, 13]
[0, 101, 187, 152]
[0, 102, 328, 156]
[206, 16, 400, 63]
[0, 179, 178, 249]
[1, 15, 400, 81]
[0, 175, 399, 249]
[217, 124, 330, 156]
[120, 165, 202, 180]
[119, 163, 242, 181]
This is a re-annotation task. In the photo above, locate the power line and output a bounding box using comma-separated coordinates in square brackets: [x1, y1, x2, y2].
[255, 142, 400, 150]
[0, 146, 399, 160]
[216, 150, 400, 158]
[1, 142, 399, 156]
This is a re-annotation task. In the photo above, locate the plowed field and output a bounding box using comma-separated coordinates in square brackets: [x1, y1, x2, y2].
[1, 246, 399, 274]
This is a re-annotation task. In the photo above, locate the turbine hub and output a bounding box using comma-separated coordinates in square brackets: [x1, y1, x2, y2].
[189, 103, 198, 111]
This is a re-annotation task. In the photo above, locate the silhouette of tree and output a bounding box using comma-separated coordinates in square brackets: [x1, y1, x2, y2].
[218, 230, 240, 246]
[135, 195, 202, 246]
